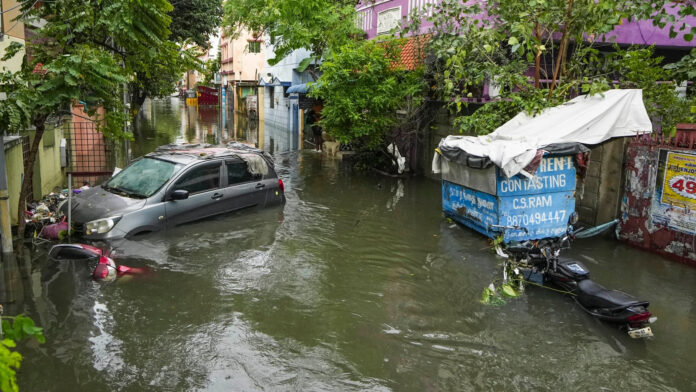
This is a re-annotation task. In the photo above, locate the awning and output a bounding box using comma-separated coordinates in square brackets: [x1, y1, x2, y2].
[287, 83, 311, 94]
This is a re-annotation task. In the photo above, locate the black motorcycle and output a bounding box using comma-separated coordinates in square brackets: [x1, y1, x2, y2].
[502, 223, 656, 339]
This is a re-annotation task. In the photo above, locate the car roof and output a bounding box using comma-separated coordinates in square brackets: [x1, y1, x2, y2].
[146, 143, 272, 165]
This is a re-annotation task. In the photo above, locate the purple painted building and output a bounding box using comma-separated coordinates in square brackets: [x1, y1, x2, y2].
[356, 0, 696, 48]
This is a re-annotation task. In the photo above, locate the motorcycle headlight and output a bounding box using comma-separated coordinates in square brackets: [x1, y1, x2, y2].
[85, 216, 121, 235]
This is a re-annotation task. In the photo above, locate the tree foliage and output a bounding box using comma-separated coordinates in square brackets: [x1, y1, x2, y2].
[4, 0, 174, 246]
[127, 41, 201, 119]
[426, 0, 696, 135]
[310, 37, 425, 149]
[223, 0, 362, 66]
[170, 0, 223, 49]
[200, 53, 221, 86]
[128, 0, 223, 119]
[0, 313, 45, 392]
[0, 69, 30, 135]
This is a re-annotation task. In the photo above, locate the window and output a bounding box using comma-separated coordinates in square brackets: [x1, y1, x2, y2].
[226, 161, 257, 185]
[268, 86, 274, 109]
[173, 163, 220, 194]
[377, 7, 401, 35]
[105, 158, 184, 198]
[248, 41, 261, 53]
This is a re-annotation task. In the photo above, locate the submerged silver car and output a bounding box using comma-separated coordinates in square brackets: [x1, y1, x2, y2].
[64, 143, 285, 240]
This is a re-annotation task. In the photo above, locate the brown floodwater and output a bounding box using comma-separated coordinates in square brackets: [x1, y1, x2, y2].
[5, 98, 695, 391]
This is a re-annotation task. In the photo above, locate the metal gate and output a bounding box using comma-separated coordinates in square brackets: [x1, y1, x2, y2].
[64, 122, 116, 187]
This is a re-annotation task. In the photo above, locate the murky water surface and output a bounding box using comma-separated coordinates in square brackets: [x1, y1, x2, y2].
[7, 99, 696, 391]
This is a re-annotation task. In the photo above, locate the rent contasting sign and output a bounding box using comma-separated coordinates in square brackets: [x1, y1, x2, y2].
[442, 155, 576, 242]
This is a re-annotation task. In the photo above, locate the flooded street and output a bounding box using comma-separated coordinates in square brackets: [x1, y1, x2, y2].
[9, 99, 696, 391]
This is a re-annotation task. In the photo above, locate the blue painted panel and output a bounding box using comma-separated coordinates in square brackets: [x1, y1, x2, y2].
[442, 154, 577, 243]
[496, 155, 576, 196]
[442, 181, 499, 235]
[498, 191, 575, 242]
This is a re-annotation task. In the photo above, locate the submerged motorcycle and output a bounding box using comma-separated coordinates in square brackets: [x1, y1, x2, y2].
[502, 220, 657, 339]
[49, 243, 147, 282]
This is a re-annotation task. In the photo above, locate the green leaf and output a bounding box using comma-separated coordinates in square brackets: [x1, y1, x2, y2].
[1, 339, 16, 348]
[684, 33, 694, 42]
[297, 56, 315, 73]
[480, 287, 491, 304]
[507, 36, 519, 46]
[501, 284, 518, 298]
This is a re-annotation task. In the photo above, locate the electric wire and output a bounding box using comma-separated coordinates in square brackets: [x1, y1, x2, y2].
[0, 3, 22, 15]
[1, 0, 41, 37]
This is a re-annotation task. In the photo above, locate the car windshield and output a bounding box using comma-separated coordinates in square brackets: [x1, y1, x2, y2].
[103, 157, 183, 198]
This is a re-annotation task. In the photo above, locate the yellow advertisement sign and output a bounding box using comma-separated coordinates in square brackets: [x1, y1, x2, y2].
[661, 152, 696, 207]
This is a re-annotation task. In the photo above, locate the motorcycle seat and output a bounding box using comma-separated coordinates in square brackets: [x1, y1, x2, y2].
[576, 279, 643, 310]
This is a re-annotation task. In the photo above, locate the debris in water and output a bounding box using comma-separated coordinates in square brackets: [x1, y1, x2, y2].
[382, 324, 401, 335]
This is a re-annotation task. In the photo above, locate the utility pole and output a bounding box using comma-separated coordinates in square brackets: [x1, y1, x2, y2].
[0, 135, 14, 254]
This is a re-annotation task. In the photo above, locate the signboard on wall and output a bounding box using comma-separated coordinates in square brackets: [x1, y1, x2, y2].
[661, 151, 696, 206]
[652, 150, 696, 234]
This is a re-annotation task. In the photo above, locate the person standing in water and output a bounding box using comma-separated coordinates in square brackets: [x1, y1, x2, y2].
[305, 102, 324, 151]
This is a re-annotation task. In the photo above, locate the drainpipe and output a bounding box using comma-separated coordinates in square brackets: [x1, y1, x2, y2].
[0, 135, 14, 254]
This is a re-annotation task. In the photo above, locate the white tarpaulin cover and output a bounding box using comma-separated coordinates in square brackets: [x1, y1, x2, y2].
[433, 89, 652, 178]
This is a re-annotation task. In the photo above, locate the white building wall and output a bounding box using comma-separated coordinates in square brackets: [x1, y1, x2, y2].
[262, 84, 293, 130]
[261, 41, 314, 130]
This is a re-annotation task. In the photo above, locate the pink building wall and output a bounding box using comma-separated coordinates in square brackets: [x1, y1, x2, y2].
[357, 0, 696, 48]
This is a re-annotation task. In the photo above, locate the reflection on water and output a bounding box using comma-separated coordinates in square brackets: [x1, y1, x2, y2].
[131, 98, 297, 159]
[6, 100, 696, 391]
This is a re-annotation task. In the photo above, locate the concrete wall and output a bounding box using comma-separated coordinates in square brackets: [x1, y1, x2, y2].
[618, 141, 696, 266]
[3, 137, 23, 225]
[32, 124, 65, 200]
[2, 129, 64, 226]
[231, 29, 264, 82]
[262, 84, 292, 130]
[263, 45, 312, 83]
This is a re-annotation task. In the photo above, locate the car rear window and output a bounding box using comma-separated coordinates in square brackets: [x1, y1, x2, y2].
[227, 161, 261, 185]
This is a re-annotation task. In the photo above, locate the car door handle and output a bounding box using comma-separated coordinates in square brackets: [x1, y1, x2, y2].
[211, 192, 223, 200]
[255, 183, 266, 189]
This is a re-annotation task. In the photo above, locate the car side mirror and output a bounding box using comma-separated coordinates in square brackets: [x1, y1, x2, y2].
[170, 189, 189, 200]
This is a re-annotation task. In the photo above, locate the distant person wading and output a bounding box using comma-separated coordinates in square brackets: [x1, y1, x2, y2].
[305, 103, 324, 151]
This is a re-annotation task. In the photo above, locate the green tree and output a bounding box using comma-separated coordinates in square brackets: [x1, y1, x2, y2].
[199, 53, 221, 86]
[426, 0, 696, 135]
[310, 37, 425, 155]
[127, 41, 200, 120]
[0, 311, 45, 392]
[129, 0, 223, 120]
[223, 0, 362, 77]
[4, 0, 173, 246]
[170, 0, 223, 49]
